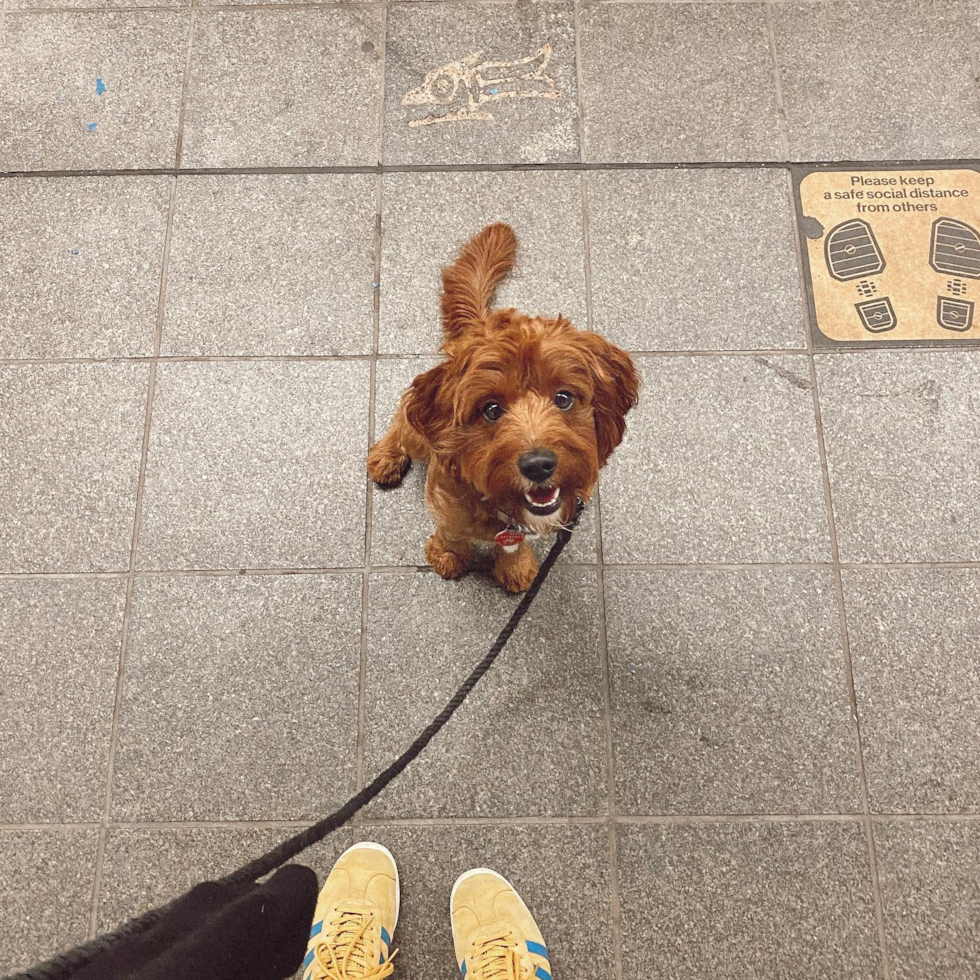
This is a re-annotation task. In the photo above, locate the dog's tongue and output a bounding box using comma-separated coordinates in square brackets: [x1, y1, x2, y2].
[528, 486, 557, 505]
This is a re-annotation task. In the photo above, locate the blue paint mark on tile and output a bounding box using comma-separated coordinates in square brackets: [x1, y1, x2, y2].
[87, 122, 98, 132]
[59, 92, 66, 100]
[487, 87, 499, 95]
[96, 78, 107, 96]
[69, 248, 80, 255]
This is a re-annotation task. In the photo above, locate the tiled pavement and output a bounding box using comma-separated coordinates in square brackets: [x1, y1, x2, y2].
[2, 1, 980, 978]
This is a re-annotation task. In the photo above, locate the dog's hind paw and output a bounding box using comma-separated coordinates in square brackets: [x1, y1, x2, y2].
[367, 443, 411, 487]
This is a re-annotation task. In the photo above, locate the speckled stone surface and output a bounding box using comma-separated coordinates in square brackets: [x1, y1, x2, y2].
[378, 171, 587, 354]
[604, 569, 860, 815]
[97, 827, 353, 932]
[0, 580, 125, 822]
[773, 0, 980, 161]
[0, 12, 189, 170]
[0, 177, 171, 359]
[181, 9, 383, 168]
[600, 356, 830, 563]
[0, 830, 99, 976]
[161, 175, 376, 356]
[383, 2, 579, 165]
[370, 357, 598, 567]
[136, 361, 370, 570]
[816, 352, 980, 562]
[0, 363, 149, 574]
[587, 170, 806, 351]
[875, 821, 980, 980]
[617, 821, 883, 980]
[578, 3, 781, 163]
[351, 824, 614, 980]
[110, 574, 361, 821]
[361, 570, 606, 818]
[843, 569, 980, 813]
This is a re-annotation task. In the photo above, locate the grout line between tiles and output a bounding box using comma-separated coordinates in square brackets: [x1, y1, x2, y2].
[763, 1, 792, 162]
[8, 812, 980, 834]
[7, 158, 980, 181]
[5, 560, 980, 583]
[173, 7, 197, 169]
[573, 0, 588, 164]
[13, 347, 968, 368]
[353, 172, 384, 812]
[594, 516, 625, 980]
[86, 177, 177, 940]
[579, 174, 594, 333]
[375, 0, 387, 168]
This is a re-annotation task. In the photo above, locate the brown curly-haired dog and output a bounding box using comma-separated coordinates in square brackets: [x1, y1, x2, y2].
[367, 223, 640, 592]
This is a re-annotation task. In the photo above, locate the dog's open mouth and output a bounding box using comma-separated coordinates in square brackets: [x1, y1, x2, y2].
[523, 485, 562, 516]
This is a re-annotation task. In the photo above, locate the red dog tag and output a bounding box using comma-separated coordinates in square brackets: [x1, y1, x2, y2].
[494, 528, 525, 552]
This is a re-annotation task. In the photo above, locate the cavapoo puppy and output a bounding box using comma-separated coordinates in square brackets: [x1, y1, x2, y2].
[367, 223, 640, 592]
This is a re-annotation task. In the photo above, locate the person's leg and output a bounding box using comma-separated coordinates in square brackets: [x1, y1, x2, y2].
[450, 869, 552, 980]
[302, 842, 400, 980]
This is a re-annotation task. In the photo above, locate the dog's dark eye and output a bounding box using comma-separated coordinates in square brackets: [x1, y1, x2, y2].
[554, 390, 574, 411]
[482, 401, 504, 422]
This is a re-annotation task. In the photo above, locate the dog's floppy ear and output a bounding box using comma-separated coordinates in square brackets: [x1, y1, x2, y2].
[578, 332, 641, 467]
[403, 361, 452, 446]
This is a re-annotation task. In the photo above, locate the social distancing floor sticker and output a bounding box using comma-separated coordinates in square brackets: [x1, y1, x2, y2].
[795, 166, 980, 346]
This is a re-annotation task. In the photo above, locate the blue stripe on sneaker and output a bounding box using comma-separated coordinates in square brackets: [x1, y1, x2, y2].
[381, 926, 391, 948]
[309, 920, 322, 940]
[526, 941, 549, 960]
[302, 948, 315, 970]
[535, 968, 551, 980]
[460, 960, 467, 977]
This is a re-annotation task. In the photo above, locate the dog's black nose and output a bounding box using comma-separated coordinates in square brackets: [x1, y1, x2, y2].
[518, 448, 557, 483]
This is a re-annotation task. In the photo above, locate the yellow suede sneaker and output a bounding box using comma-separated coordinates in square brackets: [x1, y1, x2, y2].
[303, 842, 400, 980]
[450, 868, 552, 980]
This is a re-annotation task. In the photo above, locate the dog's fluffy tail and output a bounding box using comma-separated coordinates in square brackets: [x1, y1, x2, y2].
[440, 223, 518, 340]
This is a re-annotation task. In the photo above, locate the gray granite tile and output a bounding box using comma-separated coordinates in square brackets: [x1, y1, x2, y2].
[843, 569, 980, 813]
[0, 12, 189, 171]
[98, 827, 353, 933]
[136, 361, 370, 570]
[383, 2, 579, 165]
[0, 830, 99, 976]
[351, 825, 613, 980]
[587, 170, 806, 351]
[617, 821, 882, 980]
[578, 3, 782, 163]
[370, 358, 597, 567]
[0, 580, 125, 822]
[773, 0, 980, 161]
[605, 569, 860, 815]
[815, 351, 980, 562]
[875, 821, 980, 980]
[0, 364, 149, 574]
[362, 570, 606, 818]
[111, 574, 361, 821]
[161, 175, 376, 356]
[379, 171, 586, 354]
[0, 177, 171, 359]
[181, 9, 383, 168]
[600, 356, 830, 563]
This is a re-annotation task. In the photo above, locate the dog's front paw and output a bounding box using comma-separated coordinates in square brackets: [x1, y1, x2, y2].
[493, 543, 539, 593]
[367, 441, 411, 487]
[425, 534, 469, 580]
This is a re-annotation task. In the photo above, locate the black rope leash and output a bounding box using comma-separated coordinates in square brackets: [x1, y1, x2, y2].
[9, 505, 582, 980]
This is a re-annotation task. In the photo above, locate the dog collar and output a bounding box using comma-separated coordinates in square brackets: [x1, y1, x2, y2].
[493, 508, 538, 553]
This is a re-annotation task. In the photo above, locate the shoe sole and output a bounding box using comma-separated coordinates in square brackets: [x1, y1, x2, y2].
[450, 867, 533, 921]
[344, 841, 401, 931]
